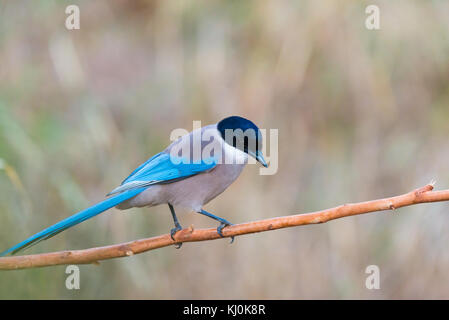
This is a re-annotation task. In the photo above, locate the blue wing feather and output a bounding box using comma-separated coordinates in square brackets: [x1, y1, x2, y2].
[0, 153, 217, 256]
[121, 152, 164, 184]
[108, 152, 217, 195]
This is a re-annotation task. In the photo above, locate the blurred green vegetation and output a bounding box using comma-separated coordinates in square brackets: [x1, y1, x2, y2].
[1, 0, 449, 298]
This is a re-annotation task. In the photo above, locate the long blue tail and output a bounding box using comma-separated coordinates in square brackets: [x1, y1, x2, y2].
[0, 188, 146, 257]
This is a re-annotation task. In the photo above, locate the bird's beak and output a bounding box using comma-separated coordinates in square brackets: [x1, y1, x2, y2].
[255, 150, 268, 168]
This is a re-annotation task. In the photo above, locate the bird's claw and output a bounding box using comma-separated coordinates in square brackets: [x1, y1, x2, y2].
[174, 243, 182, 249]
[217, 222, 234, 244]
[170, 226, 182, 240]
[170, 225, 183, 249]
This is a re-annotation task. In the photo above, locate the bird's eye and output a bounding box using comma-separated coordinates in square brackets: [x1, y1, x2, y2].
[244, 136, 249, 152]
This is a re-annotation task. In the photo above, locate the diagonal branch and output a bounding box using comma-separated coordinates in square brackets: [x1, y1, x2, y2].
[1, 182, 448, 270]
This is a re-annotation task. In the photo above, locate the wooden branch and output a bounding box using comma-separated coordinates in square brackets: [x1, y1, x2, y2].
[1, 182, 449, 270]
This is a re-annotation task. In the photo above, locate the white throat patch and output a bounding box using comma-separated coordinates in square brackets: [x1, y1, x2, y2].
[214, 128, 248, 165]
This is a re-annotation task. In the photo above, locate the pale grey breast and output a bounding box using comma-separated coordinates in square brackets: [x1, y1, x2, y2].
[117, 124, 246, 212]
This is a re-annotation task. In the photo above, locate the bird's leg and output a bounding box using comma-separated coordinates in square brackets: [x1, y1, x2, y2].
[198, 209, 235, 243]
[168, 204, 183, 249]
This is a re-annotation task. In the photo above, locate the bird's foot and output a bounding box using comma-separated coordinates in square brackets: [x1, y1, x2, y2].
[217, 222, 235, 244]
[170, 225, 183, 249]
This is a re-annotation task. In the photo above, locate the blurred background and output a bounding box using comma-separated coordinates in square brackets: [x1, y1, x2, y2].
[1, 0, 449, 299]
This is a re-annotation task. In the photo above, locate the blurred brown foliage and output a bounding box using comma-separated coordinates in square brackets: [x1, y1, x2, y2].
[1, 0, 449, 299]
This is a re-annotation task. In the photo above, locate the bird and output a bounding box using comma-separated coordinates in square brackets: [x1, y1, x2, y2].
[0, 116, 268, 256]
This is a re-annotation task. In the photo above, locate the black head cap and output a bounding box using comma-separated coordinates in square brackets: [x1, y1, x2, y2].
[217, 116, 266, 167]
